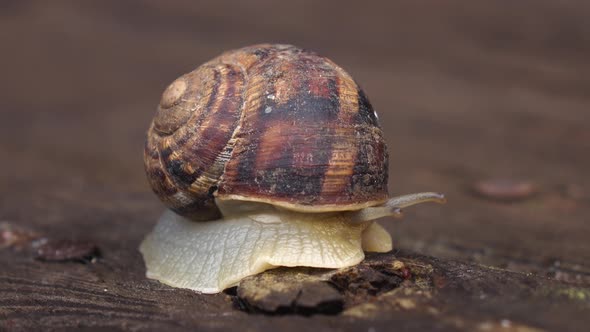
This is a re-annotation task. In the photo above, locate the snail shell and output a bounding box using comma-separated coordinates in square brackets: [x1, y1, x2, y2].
[144, 44, 388, 221]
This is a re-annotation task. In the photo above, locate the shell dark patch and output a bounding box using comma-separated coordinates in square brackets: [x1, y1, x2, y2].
[357, 88, 379, 127]
[166, 159, 198, 187]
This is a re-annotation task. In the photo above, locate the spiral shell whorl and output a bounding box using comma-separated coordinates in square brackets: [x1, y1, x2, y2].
[144, 44, 389, 221]
[144, 52, 250, 220]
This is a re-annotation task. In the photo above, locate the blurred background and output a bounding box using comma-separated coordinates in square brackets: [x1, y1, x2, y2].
[1, 1, 589, 279]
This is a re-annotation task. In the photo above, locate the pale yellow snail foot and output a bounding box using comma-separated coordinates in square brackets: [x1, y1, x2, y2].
[139, 209, 386, 294]
[361, 222, 393, 252]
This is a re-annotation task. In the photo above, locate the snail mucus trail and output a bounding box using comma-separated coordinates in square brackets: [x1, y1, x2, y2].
[140, 44, 445, 294]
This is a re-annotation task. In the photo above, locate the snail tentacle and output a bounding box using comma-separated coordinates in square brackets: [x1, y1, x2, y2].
[346, 192, 445, 224]
[385, 192, 446, 209]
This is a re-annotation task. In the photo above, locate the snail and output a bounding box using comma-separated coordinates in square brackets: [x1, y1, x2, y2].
[140, 44, 445, 293]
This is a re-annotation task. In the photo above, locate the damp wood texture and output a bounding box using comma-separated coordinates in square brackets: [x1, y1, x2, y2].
[1, 1, 590, 331]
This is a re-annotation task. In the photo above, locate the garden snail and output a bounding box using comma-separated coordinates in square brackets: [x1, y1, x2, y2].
[140, 44, 445, 293]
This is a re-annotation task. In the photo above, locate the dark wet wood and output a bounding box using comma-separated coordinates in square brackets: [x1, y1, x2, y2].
[1, 0, 589, 330]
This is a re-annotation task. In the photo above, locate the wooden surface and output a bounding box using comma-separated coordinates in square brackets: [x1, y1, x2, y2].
[1, 1, 589, 330]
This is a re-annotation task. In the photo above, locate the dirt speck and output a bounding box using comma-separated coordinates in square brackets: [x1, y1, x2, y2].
[34, 239, 100, 263]
[472, 179, 537, 202]
[0, 222, 40, 250]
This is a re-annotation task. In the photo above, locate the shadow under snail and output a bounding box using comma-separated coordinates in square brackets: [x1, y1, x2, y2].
[140, 44, 445, 293]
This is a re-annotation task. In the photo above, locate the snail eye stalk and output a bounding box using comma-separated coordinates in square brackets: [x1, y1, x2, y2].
[347, 192, 446, 224]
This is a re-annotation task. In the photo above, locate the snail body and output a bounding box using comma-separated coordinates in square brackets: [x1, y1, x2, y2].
[140, 44, 444, 293]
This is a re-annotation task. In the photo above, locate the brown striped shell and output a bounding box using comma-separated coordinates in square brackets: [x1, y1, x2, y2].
[144, 44, 389, 221]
